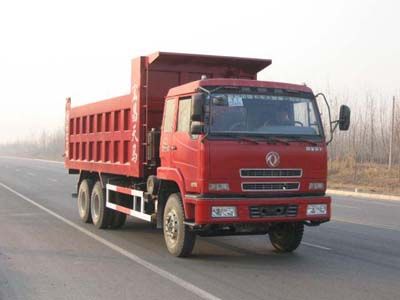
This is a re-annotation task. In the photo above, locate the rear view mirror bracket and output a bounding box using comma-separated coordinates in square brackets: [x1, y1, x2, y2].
[315, 93, 351, 145]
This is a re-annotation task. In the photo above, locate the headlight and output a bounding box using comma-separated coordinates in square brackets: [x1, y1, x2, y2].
[208, 183, 230, 191]
[309, 182, 325, 190]
[307, 204, 327, 216]
[211, 206, 237, 218]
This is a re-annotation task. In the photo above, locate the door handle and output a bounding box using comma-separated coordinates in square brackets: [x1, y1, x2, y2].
[170, 145, 177, 151]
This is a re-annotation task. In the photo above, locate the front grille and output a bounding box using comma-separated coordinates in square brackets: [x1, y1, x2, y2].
[240, 169, 302, 178]
[249, 204, 298, 218]
[242, 182, 300, 191]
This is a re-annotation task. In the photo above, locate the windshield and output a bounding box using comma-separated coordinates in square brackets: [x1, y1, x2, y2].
[208, 88, 322, 138]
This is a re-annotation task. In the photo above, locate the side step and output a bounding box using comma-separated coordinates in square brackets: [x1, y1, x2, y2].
[106, 184, 152, 222]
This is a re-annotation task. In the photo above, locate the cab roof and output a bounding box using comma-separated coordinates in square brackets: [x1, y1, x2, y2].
[166, 78, 313, 98]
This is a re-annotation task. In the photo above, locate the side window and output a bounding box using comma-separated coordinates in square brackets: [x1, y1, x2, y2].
[177, 98, 192, 132]
[163, 99, 175, 132]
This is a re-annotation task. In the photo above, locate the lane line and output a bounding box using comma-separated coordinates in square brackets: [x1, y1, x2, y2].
[332, 218, 400, 232]
[48, 178, 58, 182]
[302, 242, 331, 251]
[0, 182, 221, 300]
[27, 172, 36, 176]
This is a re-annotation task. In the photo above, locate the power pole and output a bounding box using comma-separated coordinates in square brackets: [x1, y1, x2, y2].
[389, 96, 395, 170]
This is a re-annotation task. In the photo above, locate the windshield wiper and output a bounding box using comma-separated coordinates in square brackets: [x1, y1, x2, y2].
[283, 135, 319, 146]
[213, 133, 259, 144]
[237, 135, 259, 144]
[251, 135, 289, 145]
[264, 136, 290, 145]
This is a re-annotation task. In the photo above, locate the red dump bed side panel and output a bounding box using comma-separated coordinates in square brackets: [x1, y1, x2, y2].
[65, 94, 134, 177]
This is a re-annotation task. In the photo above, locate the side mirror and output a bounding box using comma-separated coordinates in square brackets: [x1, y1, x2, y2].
[191, 93, 205, 122]
[338, 105, 351, 131]
[190, 121, 204, 135]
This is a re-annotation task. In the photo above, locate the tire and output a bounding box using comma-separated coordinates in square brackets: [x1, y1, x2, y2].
[109, 193, 127, 229]
[90, 181, 113, 229]
[163, 193, 196, 257]
[269, 222, 304, 252]
[77, 179, 93, 223]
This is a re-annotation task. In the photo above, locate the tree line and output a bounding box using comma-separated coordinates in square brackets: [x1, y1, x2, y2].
[0, 128, 64, 161]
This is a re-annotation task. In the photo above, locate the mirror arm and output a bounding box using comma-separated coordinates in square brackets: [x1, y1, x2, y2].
[331, 121, 339, 133]
[196, 87, 211, 143]
[201, 131, 209, 143]
[198, 86, 211, 95]
[315, 92, 334, 145]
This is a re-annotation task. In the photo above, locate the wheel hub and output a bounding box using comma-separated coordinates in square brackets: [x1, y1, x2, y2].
[92, 194, 100, 221]
[78, 191, 86, 216]
[272, 223, 290, 239]
[165, 210, 178, 240]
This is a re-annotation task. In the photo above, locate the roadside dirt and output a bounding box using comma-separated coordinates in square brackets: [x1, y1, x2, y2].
[328, 160, 400, 196]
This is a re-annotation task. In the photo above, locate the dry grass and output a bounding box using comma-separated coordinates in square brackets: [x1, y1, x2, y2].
[328, 158, 400, 195]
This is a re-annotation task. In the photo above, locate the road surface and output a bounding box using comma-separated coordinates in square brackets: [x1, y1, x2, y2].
[0, 157, 399, 300]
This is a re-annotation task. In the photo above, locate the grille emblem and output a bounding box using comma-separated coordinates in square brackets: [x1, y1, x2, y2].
[266, 152, 280, 168]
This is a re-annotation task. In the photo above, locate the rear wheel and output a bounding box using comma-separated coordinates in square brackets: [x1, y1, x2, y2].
[77, 179, 93, 223]
[163, 193, 196, 257]
[90, 181, 113, 229]
[269, 222, 304, 252]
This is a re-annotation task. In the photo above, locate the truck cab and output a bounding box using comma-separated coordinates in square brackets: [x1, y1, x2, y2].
[155, 75, 349, 255]
[157, 78, 331, 223]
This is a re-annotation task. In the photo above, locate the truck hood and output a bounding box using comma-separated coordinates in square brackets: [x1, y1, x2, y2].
[206, 140, 327, 195]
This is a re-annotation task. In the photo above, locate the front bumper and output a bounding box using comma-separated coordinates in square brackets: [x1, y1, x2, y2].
[185, 195, 331, 225]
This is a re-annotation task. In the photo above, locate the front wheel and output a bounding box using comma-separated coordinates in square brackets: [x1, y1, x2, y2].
[269, 222, 304, 252]
[163, 193, 196, 257]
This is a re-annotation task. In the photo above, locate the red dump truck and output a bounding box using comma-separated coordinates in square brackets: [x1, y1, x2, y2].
[65, 52, 350, 257]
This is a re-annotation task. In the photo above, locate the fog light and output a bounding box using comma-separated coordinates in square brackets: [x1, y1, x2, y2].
[211, 206, 237, 218]
[309, 182, 325, 190]
[208, 183, 230, 191]
[307, 204, 327, 216]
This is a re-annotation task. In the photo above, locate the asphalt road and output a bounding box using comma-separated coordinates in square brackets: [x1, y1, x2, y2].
[0, 156, 399, 300]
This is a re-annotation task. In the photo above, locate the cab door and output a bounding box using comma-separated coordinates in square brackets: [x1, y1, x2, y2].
[171, 97, 200, 192]
[159, 98, 177, 168]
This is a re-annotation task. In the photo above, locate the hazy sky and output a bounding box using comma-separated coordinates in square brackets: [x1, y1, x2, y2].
[0, 0, 399, 142]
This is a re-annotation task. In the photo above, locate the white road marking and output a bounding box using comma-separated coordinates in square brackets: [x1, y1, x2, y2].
[48, 178, 58, 182]
[302, 242, 332, 251]
[27, 172, 36, 176]
[334, 204, 359, 209]
[15, 169, 20, 172]
[0, 182, 221, 300]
